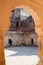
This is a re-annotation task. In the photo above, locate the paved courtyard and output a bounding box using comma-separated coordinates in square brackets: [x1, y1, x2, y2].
[4, 46, 39, 65]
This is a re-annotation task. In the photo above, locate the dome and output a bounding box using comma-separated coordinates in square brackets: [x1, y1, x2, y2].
[10, 8, 31, 21]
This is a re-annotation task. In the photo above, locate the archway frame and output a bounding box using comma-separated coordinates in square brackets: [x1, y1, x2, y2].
[0, 0, 43, 65]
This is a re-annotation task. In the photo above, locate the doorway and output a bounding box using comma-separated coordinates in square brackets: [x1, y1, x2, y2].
[9, 39, 12, 46]
[16, 21, 19, 28]
[31, 38, 34, 45]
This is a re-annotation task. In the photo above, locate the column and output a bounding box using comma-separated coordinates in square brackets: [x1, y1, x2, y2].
[0, 34, 5, 65]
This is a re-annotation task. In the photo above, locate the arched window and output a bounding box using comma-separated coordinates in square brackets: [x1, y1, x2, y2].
[16, 21, 19, 28]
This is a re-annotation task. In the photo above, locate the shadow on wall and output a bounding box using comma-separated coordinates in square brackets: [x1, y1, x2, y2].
[5, 46, 38, 57]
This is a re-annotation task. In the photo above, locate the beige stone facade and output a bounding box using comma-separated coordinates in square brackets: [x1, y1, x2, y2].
[4, 31, 39, 47]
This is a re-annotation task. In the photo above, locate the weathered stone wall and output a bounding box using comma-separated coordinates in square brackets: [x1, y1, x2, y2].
[4, 31, 39, 47]
[9, 8, 35, 32]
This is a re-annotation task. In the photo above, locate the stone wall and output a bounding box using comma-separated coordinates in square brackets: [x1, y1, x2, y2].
[4, 31, 39, 47]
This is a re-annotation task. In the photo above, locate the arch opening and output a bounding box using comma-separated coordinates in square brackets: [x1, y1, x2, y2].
[9, 39, 12, 46]
[4, 5, 41, 65]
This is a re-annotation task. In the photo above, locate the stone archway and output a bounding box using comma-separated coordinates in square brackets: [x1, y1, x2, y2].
[0, 0, 43, 65]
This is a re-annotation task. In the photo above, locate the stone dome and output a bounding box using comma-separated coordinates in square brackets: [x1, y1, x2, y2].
[8, 8, 35, 32]
[10, 8, 31, 21]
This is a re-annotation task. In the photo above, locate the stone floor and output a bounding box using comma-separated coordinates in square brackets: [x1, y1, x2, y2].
[4, 46, 39, 65]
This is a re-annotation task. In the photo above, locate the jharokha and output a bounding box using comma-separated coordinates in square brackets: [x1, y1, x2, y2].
[0, 0, 43, 65]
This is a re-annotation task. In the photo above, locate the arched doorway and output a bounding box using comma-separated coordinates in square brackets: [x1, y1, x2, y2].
[4, 6, 40, 65]
[0, 0, 43, 65]
[16, 21, 19, 28]
[9, 39, 12, 46]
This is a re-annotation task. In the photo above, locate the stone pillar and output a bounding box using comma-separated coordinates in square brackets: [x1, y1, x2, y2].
[38, 36, 43, 65]
[0, 34, 5, 65]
